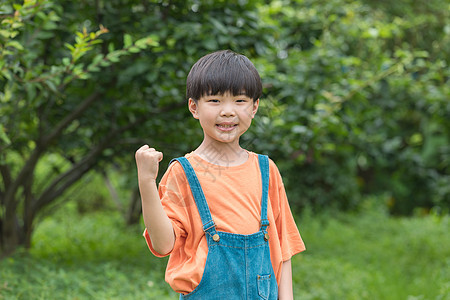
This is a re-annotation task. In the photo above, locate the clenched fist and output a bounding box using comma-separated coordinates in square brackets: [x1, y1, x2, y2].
[135, 145, 163, 181]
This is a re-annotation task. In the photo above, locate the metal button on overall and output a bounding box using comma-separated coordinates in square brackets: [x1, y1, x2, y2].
[172, 155, 278, 299]
[212, 234, 220, 242]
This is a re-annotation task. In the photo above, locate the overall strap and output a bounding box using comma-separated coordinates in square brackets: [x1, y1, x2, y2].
[258, 154, 270, 230]
[170, 157, 217, 235]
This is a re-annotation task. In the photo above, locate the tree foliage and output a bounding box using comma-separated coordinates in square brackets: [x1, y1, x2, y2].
[0, 0, 162, 256]
[249, 0, 449, 214]
[0, 0, 448, 256]
[0, 0, 273, 256]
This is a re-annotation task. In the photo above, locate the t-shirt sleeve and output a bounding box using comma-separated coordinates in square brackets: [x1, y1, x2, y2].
[270, 160, 306, 261]
[142, 162, 188, 257]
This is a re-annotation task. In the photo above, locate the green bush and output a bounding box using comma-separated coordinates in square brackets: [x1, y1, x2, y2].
[249, 0, 449, 214]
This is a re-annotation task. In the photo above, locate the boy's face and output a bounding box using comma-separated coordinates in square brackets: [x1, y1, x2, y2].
[189, 92, 259, 146]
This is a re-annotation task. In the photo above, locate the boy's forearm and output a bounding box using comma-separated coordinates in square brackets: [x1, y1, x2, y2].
[139, 178, 175, 255]
[278, 259, 293, 300]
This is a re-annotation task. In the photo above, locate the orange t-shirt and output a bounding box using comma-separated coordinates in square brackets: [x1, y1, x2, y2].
[143, 151, 305, 294]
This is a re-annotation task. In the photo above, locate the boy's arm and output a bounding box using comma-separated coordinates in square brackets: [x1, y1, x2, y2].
[278, 259, 294, 300]
[135, 145, 175, 255]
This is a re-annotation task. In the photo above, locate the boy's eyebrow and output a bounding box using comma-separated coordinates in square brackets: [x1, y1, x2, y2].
[204, 93, 250, 97]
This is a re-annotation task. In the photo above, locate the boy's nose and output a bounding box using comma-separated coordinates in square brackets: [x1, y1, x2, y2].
[220, 104, 236, 117]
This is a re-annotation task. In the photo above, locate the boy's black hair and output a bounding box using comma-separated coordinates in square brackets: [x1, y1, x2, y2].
[186, 50, 262, 102]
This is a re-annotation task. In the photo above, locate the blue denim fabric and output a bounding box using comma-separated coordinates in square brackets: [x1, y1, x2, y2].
[171, 155, 278, 300]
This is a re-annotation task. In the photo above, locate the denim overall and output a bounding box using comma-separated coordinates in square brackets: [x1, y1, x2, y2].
[171, 155, 278, 300]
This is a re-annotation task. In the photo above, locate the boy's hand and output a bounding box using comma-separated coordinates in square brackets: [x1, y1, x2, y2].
[135, 145, 174, 255]
[135, 145, 163, 181]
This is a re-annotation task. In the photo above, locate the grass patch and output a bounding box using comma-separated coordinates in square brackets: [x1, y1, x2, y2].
[1, 203, 448, 299]
[293, 207, 450, 299]
[0, 204, 176, 300]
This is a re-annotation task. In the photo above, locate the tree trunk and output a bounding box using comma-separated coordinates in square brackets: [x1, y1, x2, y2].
[1, 212, 21, 258]
[103, 171, 123, 211]
[1, 147, 41, 258]
[1, 201, 38, 258]
[125, 188, 141, 226]
[0, 92, 144, 257]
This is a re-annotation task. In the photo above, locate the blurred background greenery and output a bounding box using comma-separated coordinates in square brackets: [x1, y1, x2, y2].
[0, 0, 449, 299]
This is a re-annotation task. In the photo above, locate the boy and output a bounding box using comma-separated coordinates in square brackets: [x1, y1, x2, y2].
[135, 50, 305, 299]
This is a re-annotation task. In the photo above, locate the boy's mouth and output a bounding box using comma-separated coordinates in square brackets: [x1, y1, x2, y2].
[216, 123, 237, 131]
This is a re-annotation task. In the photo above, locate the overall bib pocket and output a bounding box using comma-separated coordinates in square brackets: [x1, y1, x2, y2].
[257, 274, 272, 300]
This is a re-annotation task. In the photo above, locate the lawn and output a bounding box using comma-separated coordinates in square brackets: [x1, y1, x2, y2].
[1, 203, 448, 299]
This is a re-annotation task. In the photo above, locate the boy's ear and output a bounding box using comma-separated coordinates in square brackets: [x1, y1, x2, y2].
[188, 98, 199, 119]
[251, 99, 260, 119]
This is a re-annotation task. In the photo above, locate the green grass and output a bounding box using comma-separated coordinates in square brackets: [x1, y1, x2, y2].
[0, 205, 176, 300]
[293, 207, 450, 300]
[1, 203, 449, 299]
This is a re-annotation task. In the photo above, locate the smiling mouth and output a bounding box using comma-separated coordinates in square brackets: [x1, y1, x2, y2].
[216, 124, 237, 131]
